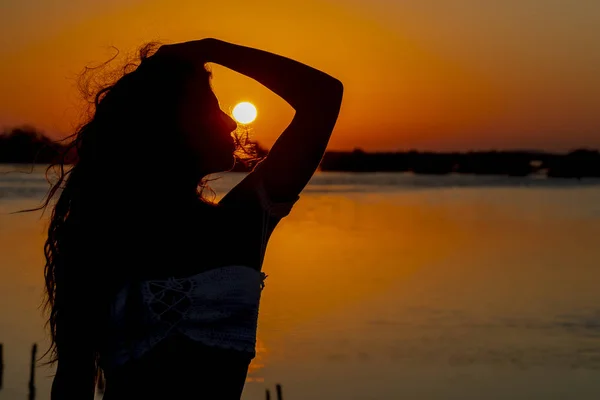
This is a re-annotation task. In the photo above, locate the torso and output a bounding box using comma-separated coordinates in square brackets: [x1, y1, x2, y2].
[133, 201, 268, 279]
[100, 200, 270, 398]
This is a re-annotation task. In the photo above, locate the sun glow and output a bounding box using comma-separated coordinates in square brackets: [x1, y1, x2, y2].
[232, 102, 257, 124]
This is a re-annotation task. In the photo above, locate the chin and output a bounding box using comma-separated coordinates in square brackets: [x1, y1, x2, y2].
[215, 153, 235, 173]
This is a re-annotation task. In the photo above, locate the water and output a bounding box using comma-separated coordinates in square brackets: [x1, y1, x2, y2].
[1, 164, 600, 399]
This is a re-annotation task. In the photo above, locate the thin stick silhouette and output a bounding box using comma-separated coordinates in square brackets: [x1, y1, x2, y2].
[28, 344, 37, 400]
[0, 342, 4, 391]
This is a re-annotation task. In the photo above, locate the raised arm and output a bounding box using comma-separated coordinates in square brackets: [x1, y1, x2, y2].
[160, 38, 343, 203]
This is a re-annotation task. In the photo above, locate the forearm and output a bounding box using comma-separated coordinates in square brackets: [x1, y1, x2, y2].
[205, 39, 342, 110]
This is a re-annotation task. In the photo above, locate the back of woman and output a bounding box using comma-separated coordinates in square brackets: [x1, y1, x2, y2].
[40, 38, 343, 399]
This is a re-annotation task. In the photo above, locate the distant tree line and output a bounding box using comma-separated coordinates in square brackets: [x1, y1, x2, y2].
[0, 126, 67, 164]
[323, 150, 530, 174]
[1, 126, 599, 178]
[320, 148, 600, 178]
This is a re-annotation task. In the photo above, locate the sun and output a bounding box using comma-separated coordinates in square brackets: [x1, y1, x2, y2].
[232, 102, 257, 124]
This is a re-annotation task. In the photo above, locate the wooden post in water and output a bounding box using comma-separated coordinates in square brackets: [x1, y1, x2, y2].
[0, 343, 4, 390]
[28, 343, 37, 400]
[276, 384, 283, 400]
[265, 388, 271, 400]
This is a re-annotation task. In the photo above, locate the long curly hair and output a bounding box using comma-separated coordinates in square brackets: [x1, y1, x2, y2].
[36, 42, 238, 383]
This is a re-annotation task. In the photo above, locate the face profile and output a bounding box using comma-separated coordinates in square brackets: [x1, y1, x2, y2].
[177, 69, 238, 177]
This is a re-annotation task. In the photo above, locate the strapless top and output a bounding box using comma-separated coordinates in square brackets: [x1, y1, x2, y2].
[100, 265, 266, 372]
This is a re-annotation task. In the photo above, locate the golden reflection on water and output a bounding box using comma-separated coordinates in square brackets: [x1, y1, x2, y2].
[258, 195, 466, 330]
[245, 193, 471, 381]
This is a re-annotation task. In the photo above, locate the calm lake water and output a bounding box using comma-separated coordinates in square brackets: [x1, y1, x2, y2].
[1, 165, 600, 399]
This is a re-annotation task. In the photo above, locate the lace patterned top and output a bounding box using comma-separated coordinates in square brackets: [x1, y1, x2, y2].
[99, 175, 298, 374]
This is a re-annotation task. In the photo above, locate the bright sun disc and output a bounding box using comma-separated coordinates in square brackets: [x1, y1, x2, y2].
[232, 102, 257, 124]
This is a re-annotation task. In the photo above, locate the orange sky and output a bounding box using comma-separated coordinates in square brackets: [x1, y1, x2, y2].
[0, 0, 599, 151]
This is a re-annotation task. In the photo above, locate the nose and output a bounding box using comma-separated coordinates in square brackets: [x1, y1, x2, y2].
[222, 112, 237, 133]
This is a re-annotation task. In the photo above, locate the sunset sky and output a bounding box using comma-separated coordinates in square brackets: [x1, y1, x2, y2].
[0, 0, 598, 151]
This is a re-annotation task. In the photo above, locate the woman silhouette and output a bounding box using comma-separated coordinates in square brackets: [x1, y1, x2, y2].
[43, 38, 343, 399]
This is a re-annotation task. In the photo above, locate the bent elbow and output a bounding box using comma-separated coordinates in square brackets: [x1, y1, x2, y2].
[294, 76, 344, 112]
[329, 78, 344, 102]
[319, 78, 343, 109]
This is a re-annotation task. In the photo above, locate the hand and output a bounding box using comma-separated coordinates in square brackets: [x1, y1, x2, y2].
[155, 38, 218, 65]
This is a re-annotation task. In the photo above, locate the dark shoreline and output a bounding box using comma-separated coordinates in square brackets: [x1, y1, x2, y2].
[319, 149, 600, 178]
[2, 127, 599, 178]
